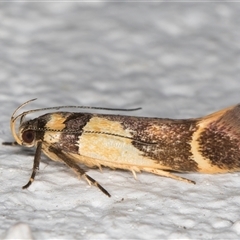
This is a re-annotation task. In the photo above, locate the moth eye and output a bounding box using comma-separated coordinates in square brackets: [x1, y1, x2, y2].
[22, 130, 35, 144]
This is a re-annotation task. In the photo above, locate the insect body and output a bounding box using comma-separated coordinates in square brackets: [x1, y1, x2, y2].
[4, 99, 240, 197]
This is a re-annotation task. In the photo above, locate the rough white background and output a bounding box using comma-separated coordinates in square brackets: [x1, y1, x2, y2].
[1, 2, 240, 239]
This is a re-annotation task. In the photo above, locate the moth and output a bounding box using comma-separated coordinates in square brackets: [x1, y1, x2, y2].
[3, 99, 240, 197]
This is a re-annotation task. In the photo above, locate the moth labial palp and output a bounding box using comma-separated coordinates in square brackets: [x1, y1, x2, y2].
[3, 99, 240, 197]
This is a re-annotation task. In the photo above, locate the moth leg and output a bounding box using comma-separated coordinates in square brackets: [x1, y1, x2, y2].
[2, 141, 18, 146]
[98, 164, 103, 172]
[131, 169, 137, 180]
[48, 146, 111, 197]
[23, 141, 42, 189]
[143, 168, 196, 184]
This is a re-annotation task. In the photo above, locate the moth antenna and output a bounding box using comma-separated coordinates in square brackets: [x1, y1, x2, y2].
[10, 98, 141, 145]
[14, 105, 141, 124]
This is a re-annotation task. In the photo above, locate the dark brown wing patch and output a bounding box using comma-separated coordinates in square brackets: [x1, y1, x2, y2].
[59, 113, 92, 154]
[198, 105, 240, 170]
[104, 115, 199, 172]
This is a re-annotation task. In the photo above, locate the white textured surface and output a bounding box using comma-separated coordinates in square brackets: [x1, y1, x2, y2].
[1, 2, 240, 239]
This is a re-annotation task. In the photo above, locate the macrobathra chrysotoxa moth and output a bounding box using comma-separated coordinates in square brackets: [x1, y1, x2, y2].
[3, 99, 240, 197]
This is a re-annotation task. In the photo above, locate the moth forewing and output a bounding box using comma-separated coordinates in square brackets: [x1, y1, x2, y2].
[3, 100, 240, 197]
